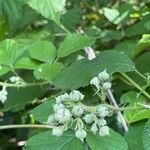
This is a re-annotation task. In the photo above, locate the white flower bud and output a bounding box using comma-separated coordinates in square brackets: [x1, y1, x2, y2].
[98, 70, 110, 81]
[102, 82, 112, 91]
[98, 119, 107, 127]
[0, 87, 8, 103]
[69, 90, 84, 102]
[0, 95, 7, 103]
[75, 129, 87, 142]
[84, 114, 95, 124]
[47, 115, 56, 125]
[53, 103, 65, 112]
[54, 109, 72, 124]
[91, 122, 98, 134]
[9, 76, 21, 84]
[72, 105, 84, 117]
[99, 126, 110, 137]
[97, 105, 109, 117]
[52, 127, 63, 137]
[90, 77, 100, 90]
[56, 93, 69, 104]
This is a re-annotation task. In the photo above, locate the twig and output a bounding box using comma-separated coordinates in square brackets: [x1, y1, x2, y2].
[121, 73, 150, 99]
[77, 27, 129, 132]
[0, 81, 49, 88]
[107, 89, 128, 132]
[0, 124, 52, 130]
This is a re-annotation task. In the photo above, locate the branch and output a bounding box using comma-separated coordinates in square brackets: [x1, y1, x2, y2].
[0, 81, 49, 88]
[0, 124, 52, 130]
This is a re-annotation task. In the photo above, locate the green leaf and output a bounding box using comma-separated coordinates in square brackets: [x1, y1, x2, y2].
[135, 52, 150, 74]
[54, 51, 135, 90]
[34, 63, 64, 82]
[124, 121, 146, 150]
[14, 57, 39, 70]
[25, 0, 66, 24]
[2, 86, 45, 111]
[0, 39, 19, 65]
[2, 0, 37, 35]
[120, 91, 146, 104]
[99, 30, 122, 42]
[121, 91, 150, 123]
[113, 40, 137, 58]
[28, 41, 56, 63]
[62, 7, 81, 30]
[134, 34, 150, 57]
[125, 15, 150, 36]
[31, 99, 55, 123]
[57, 33, 95, 57]
[0, 65, 9, 76]
[103, 4, 133, 24]
[86, 129, 128, 150]
[142, 119, 150, 150]
[25, 131, 83, 150]
[103, 7, 119, 23]
[121, 93, 150, 123]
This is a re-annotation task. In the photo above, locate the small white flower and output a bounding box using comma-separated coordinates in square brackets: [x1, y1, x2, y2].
[0, 95, 7, 103]
[97, 105, 109, 117]
[90, 77, 100, 90]
[102, 82, 112, 91]
[69, 90, 84, 102]
[91, 122, 98, 134]
[84, 114, 95, 124]
[98, 70, 110, 81]
[47, 115, 56, 125]
[9, 76, 21, 84]
[53, 103, 65, 112]
[56, 93, 69, 104]
[75, 128, 87, 142]
[72, 105, 84, 117]
[0, 86, 8, 103]
[98, 119, 107, 127]
[54, 109, 72, 124]
[52, 127, 63, 137]
[99, 126, 110, 137]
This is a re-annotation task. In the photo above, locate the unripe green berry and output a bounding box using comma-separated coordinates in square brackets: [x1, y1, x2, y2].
[75, 129, 87, 142]
[72, 105, 84, 117]
[99, 126, 110, 137]
[98, 70, 110, 81]
[102, 82, 112, 91]
[52, 127, 63, 137]
[84, 114, 95, 124]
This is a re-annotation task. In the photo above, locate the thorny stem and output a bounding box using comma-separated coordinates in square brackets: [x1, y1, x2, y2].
[0, 81, 49, 88]
[121, 73, 150, 99]
[107, 89, 128, 132]
[0, 124, 52, 130]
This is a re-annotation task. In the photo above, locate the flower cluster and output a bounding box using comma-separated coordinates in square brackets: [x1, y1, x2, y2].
[9, 76, 21, 84]
[46, 90, 110, 141]
[90, 70, 111, 91]
[0, 86, 8, 103]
